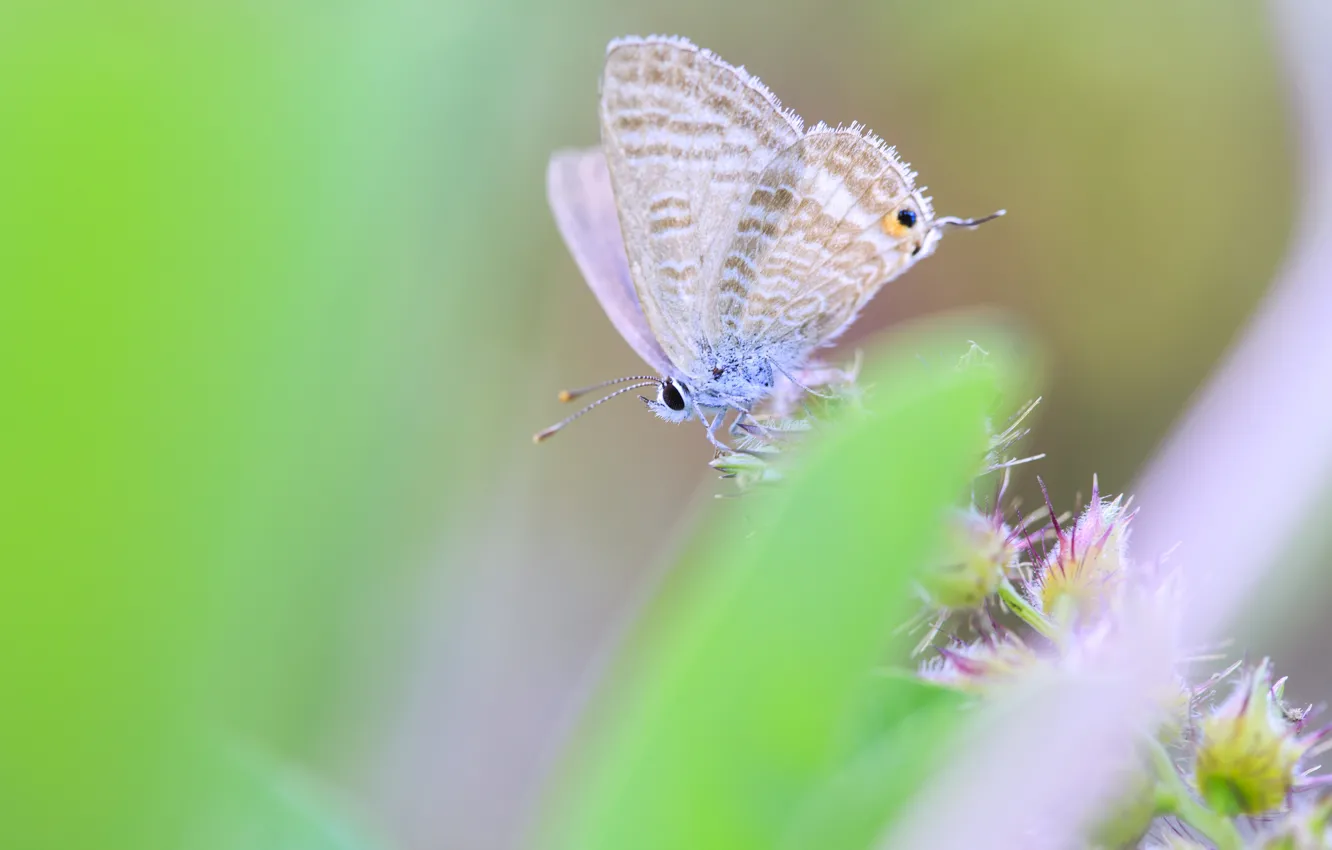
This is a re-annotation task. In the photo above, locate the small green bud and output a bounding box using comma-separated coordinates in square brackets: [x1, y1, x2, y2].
[709, 452, 771, 477]
[709, 449, 784, 488]
[919, 506, 1019, 610]
[1154, 675, 1193, 746]
[1195, 660, 1307, 815]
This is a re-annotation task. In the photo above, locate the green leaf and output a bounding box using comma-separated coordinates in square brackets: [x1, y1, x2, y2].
[834, 668, 974, 759]
[1, 5, 468, 848]
[541, 339, 998, 850]
[193, 745, 392, 850]
[779, 675, 971, 850]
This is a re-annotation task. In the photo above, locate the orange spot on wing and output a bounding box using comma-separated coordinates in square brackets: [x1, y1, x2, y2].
[881, 213, 911, 240]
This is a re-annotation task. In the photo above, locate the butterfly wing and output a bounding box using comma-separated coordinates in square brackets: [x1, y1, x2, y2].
[546, 148, 677, 376]
[707, 126, 934, 362]
[600, 36, 803, 375]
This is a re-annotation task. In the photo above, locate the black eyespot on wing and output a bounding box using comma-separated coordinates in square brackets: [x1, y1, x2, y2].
[911, 243, 922, 256]
[897, 209, 918, 228]
[662, 381, 685, 411]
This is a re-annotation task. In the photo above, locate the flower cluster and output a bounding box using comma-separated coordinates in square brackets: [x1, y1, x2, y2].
[903, 360, 1331, 849]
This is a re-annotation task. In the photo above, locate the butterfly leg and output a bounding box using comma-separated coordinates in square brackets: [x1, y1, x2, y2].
[720, 408, 783, 458]
[701, 405, 767, 456]
[697, 403, 734, 454]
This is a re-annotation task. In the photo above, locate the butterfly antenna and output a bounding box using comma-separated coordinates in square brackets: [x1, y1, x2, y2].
[556, 375, 661, 403]
[534, 381, 660, 443]
[934, 209, 1006, 230]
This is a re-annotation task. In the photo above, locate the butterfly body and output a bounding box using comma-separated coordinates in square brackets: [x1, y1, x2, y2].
[681, 339, 777, 407]
[536, 36, 1001, 449]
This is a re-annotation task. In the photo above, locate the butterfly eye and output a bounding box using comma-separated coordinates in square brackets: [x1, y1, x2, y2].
[896, 208, 918, 228]
[661, 380, 686, 412]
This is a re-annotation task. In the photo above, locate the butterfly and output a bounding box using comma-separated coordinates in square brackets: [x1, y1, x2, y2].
[535, 35, 1002, 451]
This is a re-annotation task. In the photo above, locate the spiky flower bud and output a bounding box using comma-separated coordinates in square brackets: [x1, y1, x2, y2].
[709, 449, 784, 487]
[1194, 660, 1319, 815]
[1035, 476, 1134, 624]
[1151, 677, 1193, 748]
[919, 506, 1020, 610]
[919, 632, 1041, 693]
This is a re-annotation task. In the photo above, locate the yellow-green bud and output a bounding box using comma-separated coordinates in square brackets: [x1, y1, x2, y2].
[920, 506, 1018, 610]
[1154, 675, 1193, 746]
[1195, 660, 1307, 815]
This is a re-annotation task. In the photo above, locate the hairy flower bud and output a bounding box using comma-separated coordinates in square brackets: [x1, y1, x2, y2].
[1035, 476, 1134, 624]
[1155, 675, 1194, 746]
[920, 506, 1019, 610]
[1194, 660, 1316, 815]
[919, 632, 1041, 693]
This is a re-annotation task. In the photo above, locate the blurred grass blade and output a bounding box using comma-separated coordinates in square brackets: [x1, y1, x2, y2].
[1, 4, 470, 848]
[194, 745, 392, 850]
[541, 342, 997, 850]
[832, 668, 973, 760]
[779, 674, 970, 850]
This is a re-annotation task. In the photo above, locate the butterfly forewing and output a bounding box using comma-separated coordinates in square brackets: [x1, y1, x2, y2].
[599, 36, 803, 375]
[709, 127, 929, 358]
[546, 148, 676, 376]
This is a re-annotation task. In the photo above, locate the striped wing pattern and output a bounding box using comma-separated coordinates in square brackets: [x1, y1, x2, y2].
[709, 127, 931, 357]
[599, 36, 803, 374]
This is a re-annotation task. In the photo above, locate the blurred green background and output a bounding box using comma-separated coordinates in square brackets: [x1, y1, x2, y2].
[3, 1, 1319, 848]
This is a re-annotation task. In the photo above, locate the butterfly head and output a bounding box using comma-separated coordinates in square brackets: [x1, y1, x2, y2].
[533, 374, 692, 442]
[642, 377, 693, 423]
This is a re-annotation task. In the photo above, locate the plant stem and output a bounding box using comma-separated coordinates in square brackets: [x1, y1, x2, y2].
[1145, 737, 1243, 850]
[997, 579, 1057, 641]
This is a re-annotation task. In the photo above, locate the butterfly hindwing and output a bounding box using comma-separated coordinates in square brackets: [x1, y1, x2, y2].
[546, 148, 676, 376]
[709, 127, 932, 360]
